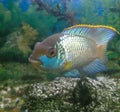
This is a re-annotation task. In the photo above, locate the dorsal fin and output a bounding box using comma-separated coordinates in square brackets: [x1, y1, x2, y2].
[62, 24, 120, 46]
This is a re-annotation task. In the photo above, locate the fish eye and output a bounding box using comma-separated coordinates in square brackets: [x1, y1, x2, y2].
[50, 50, 54, 55]
[48, 48, 56, 57]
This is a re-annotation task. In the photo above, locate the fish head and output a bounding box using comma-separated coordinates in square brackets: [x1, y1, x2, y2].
[29, 34, 65, 73]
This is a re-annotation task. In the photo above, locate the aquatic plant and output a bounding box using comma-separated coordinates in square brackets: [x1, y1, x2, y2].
[0, 0, 28, 48]
[0, 62, 43, 82]
[0, 32, 25, 62]
[0, 3, 11, 47]
[18, 23, 39, 55]
[0, 3, 11, 32]
[32, 0, 120, 33]
[33, 0, 76, 25]
[109, 0, 120, 13]
[107, 35, 120, 61]
[0, 23, 39, 62]
[0, 0, 120, 39]
[19, 0, 32, 12]
[0, 0, 58, 49]
[24, 9, 57, 37]
[0, 68, 9, 81]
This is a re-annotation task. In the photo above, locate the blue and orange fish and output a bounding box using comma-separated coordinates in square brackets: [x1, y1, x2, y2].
[29, 24, 120, 77]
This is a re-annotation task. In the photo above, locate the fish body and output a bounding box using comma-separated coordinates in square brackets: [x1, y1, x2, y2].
[56, 35, 97, 68]
[29, 24, 119, 77]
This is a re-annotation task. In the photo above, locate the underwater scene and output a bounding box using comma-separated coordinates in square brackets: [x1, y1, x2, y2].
[0, 0, 120, 112]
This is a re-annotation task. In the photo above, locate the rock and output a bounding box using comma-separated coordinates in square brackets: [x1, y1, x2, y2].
[29, 77, 79, 97]
[22, 77, 120, 112]
[3, 98, 12, 104]
[0, 102, 4, 108]
[15, 98, 20, 106]
[1, 90, 7, 95]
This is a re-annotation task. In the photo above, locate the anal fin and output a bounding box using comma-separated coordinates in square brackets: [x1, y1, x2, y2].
[64, 69, 81, 78]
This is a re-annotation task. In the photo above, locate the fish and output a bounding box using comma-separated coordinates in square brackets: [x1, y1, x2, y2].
[29, 24, 120, 78]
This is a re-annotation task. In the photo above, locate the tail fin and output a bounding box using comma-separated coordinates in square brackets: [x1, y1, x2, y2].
[98, 44, 107, 62]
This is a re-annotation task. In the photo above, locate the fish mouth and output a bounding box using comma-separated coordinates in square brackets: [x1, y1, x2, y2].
[28, 55, 43, 65]
[28, 57, 42, 64]
[28, 57, 46, 73]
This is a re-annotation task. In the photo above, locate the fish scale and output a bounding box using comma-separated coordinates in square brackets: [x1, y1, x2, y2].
[58, 35, 94, 68]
